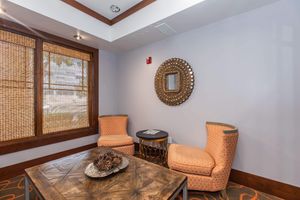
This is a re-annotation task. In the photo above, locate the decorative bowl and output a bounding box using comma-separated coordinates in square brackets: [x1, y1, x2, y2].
[85, 157, 129, 178]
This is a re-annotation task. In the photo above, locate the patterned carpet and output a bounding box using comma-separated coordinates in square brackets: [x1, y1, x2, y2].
[0, 174, 282, 200]
[0, 175, 38, 200]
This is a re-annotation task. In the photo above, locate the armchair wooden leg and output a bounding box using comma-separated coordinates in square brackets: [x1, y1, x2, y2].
[220, 189, 229, 200]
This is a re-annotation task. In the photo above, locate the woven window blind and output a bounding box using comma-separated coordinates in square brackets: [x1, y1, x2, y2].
[43, 42, 91, 61]
[43, 43, 89, 134]
[0, 30, 35, 142]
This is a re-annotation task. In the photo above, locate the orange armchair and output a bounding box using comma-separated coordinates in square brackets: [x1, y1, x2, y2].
[168, 122, 238, 193]
[98, 115, 134, 155]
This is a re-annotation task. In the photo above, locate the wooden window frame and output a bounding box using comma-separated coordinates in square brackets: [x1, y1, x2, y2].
[0, 18, 99, 155]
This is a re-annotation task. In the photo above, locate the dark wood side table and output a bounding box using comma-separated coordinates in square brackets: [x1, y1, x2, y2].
[136, 130, 168, 166]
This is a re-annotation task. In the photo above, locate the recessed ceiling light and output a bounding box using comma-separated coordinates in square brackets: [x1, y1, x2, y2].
[110, 5, 120, 13]
[73, 33, 82, 41]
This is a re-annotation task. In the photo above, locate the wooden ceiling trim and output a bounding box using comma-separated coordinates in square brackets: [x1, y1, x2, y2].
[61, 0, 156, 26]
[61, 0, 112, 25]
[111, 0, 156, 25]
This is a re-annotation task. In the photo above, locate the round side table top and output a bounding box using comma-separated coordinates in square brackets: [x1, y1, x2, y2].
[136, 130, 168, 140]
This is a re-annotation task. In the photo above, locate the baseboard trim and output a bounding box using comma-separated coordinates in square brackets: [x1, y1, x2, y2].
[134, 142, 139, 153]
[230, 169, 300, 200]
[1, 142, 299, 200]
[0, 143, 97, 181]
[134, 142, 299, 199]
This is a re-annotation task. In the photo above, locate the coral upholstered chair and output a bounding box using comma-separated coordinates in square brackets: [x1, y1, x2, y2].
[168, 122, 238, 195]
[98, 115, 134, 155]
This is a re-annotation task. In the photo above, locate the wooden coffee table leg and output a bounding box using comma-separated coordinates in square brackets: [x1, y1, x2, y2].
[24, 176, 30, 200]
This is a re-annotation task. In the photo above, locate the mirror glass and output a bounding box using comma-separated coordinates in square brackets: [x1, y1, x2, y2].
[165, 72, 179, 91]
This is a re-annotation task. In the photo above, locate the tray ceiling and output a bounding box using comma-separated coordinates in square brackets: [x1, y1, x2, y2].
[77, 0, 142, 20]
[62, 0, 155, 25]
[4, 0, 280, 51]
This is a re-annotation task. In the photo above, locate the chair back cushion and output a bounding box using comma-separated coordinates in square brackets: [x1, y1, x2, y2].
[205, 122, 238, 170]
[99, 115, 128, 136]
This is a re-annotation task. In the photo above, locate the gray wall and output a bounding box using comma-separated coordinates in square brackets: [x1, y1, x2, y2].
[1, 0, 299, 188]
[0, 51, 118, 167]
[116, 0, 300, 187]
[99, 51, 119, 115]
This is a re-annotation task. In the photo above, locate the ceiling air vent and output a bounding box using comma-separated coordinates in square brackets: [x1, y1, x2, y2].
[154, 23, 176, 36]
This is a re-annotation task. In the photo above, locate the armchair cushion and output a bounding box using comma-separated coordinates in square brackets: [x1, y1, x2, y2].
[168, 144, 215, 176]
[98, 135, 134, 147]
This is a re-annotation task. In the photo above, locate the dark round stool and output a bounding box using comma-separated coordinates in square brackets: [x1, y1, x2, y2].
[136, 130, 168, 166]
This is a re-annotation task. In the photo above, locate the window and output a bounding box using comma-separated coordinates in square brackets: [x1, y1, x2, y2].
[43, 43, 90, 134]
[0, 22, 98, 154]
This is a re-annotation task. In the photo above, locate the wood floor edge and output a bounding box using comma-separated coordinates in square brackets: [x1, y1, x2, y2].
[230, 169, 300, 200]
[0, 143, 97, 181]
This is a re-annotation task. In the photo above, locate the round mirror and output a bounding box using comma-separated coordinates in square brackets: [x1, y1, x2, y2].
[155, 58, 194, 106]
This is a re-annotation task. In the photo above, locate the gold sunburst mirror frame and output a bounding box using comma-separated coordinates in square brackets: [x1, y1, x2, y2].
[155, 58, 194, 106]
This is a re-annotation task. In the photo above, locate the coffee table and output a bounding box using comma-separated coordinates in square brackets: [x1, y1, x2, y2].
[25, 147, 188, 200]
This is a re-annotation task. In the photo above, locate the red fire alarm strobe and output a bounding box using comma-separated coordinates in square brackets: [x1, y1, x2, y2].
[146, 56, 152, 64]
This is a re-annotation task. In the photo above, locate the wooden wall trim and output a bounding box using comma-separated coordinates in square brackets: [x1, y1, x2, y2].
[1, 142, 299, 200]
[61, 0, 156, 26]
[133, 142, 299, 199]
[230, 169, 300, 200]
[61, 0, 112, 25]
[111, 0, 156, 25]
[0, 129, 97, 155]
[134, 142, 139, 153]
[0, 143, 97, 181]
[35, 38, 43, 137]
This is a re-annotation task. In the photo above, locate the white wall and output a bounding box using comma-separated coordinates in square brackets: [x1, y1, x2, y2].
[0, 135, 99, 167]
[0, 50, 118, 168]
[99, 51, 119, 115]
[116, 0, 300, 187]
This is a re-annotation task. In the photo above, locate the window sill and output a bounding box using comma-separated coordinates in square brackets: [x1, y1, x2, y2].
[0, 127, 98, 155]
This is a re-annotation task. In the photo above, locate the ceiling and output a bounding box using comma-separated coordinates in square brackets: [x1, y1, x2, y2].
[62, 0, 154, 25]
[2, 0, 280, 52]
[76, 0, 142, 20]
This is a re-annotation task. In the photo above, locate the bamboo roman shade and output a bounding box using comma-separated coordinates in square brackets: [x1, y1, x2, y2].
[0, 30, 35, 48]
[0, 25, 96, 149]
[43, 42, 91, 61]
[42, 43, 89, 134]
[0, 30, 35, 141]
